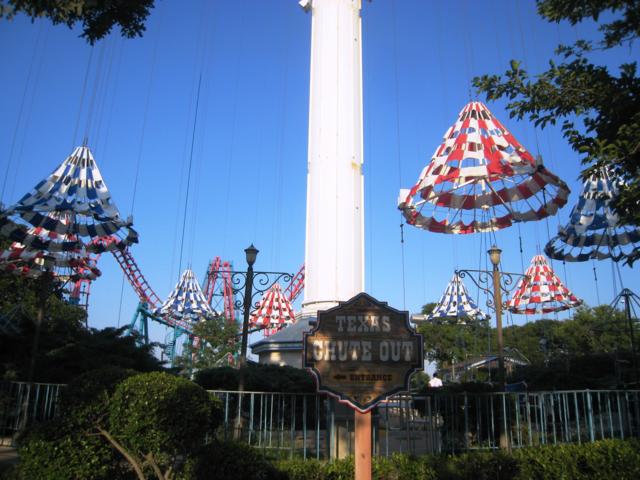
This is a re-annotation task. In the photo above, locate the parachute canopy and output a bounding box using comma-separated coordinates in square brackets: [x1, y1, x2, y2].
[156, 269, 215, 322]
[507, 255, 582, 315]
[429, 273, 489, 324]
[249, 283, 296, 334]
[398, 102, 569, 234]
[545, 169, 640, 262]
[0, 212, 100, 281]
[0, 145, 138, 254]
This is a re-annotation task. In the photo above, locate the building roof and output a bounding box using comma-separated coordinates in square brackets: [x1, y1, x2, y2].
[250, 316, 315, 355]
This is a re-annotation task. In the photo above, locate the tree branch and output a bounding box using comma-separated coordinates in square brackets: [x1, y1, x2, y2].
[97, 427, 145, 480]
[144, 452, 166, 480]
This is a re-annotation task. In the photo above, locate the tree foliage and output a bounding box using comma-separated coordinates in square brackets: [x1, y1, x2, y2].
[0, 0, 154, 43]
[473, 0, 640, 264]
[194, 363, 316, 393]
[418, 320, 491, 366]
[504, 305, 630, 364]
[421, 302, 438, 315]
[419, 303, 634, 373]
[109, 372, 220, 478]
[173, 316, 239, 373]
[0, 272, 163, 382]
[16, 370, 223, 480]
[16, 367, 138, 480]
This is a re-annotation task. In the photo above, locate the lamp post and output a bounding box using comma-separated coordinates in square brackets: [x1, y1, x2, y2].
[610, 288, 640, 385]
[456, 246, 526, 388]
[229, 244, 293, 367]
[488, 246, 505, 387]
[230, 244, 292, 439]
[239, 244, 258, 366]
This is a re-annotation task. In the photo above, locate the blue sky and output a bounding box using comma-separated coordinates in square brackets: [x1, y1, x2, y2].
[1, 0, 637, 352]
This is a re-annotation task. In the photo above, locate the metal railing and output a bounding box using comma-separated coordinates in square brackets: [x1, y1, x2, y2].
[2, 382, 638, 455]
[209, 389, 640, 458]
[0, 381, 64, 446]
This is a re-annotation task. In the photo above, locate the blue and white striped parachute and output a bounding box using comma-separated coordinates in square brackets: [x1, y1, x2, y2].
[545, 169, 640, 262]
[0, 145, 138, 254]
[429, 273, 489, 324]
[156, 269, 215, 322]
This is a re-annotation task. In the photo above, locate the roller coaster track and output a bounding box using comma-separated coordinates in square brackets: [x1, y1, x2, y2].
[84, 239, 306, 339]
[284, 264, 305, 303]
[110, 247, 162, 310]
[110, 247, 193, 333]
[203, 257, 235, 323]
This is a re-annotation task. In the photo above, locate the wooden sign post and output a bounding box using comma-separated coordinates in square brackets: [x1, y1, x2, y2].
[304, 293, 423, 480]
[355, 410, 372, 479]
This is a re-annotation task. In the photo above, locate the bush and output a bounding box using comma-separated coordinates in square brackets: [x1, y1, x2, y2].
[14, 370, 223, 480]
[512, 439, 640, 480]
[180, 441, 286, 480]
[59, 366, 137, 424]
[15, 367, 138, 480]
[433, 450, 518, 480]
[195, 364, 315, 393]
[275, 439, 640, 480]
[374, 453, 437, 480]
[109, 372, 220, 469]
[17, 421, 128, 480]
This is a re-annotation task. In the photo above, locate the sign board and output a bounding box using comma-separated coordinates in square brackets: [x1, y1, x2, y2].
[303, 292, 423, 412]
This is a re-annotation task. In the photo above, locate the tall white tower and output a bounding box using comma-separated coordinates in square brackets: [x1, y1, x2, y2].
[301, 0, 365, 317]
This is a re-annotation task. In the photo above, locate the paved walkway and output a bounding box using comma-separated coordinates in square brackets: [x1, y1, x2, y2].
[0, 446, 19, 471]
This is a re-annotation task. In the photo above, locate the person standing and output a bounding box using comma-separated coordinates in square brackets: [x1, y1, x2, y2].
[429, 372, 443, 388]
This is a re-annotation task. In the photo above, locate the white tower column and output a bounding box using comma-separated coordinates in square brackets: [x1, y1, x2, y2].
[301, 0, 365, 317]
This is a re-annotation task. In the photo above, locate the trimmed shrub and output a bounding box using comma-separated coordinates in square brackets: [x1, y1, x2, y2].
[434, 450, 518, 480]
[109, 372, 219, 469]
[512, 439, 640, 480]
[195, 364, 315, 393]
[275, 439, 640, 480]
[59, 366, 137, 424]
[14, 369, 223, 480]
[180, 441, 286, 480]
[17, 421, 127, 480]
[15, 367, 137, 480]
[277, 455, 434, 480]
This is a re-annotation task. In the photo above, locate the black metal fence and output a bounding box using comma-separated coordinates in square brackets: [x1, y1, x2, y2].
[210, 389, 640, 458]
[0, 381, 63, 446]
[2, 382, 638, 456]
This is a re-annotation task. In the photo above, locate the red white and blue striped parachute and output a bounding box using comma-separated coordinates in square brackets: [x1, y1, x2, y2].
[0, 146, 137, 253]
[0, 212, 100, 280]
[429, 273, 489, 324]
[545, 169, 640, 262]
[249, 283, 296, 335]
[156, 269, 215, 322]
[507, 255, 582, 315]
[398, 102, 570, 234]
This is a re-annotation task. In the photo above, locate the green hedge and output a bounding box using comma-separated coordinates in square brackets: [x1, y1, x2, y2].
[275, 439, 640, 480]
[194, 364, 315, 393]
[11, 370, 223, 480]
[179, 441, 287, 480]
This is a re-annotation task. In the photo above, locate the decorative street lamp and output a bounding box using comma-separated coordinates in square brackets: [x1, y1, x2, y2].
[456, 246, 527, 388]
[232, 244, 293, 366]
[611, 288, 640, 384]
[488, 246, 505, 386]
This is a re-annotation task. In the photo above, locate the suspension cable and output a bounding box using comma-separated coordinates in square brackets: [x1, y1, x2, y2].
[83, 41, 107, 142]
[391, 0, 407, 309]
[1, 23, 45, 205]
[71, 47, 95, 148]
[178, 74, 203, 276]
[129, 36, 159, 215]
[592, 260, 601, 305]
